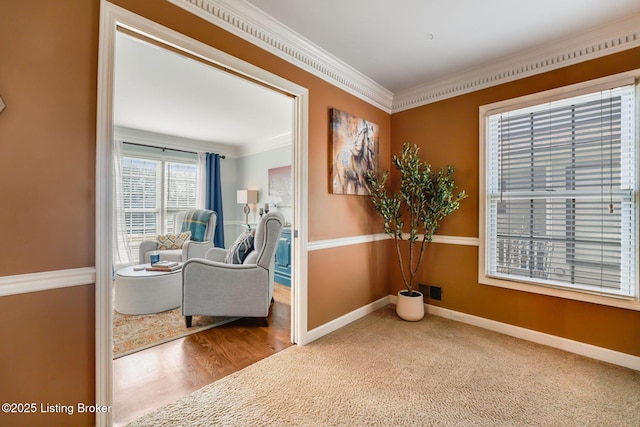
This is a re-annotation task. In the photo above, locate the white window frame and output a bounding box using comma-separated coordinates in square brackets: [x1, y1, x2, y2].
[120, 145, 199, 263]
[479, 70, 640, 311]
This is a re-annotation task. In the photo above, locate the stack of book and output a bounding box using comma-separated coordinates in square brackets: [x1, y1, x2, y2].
[146, 261, 182, 272]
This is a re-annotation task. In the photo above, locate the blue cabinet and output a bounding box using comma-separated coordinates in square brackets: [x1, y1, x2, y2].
[274, 227, 292, 286]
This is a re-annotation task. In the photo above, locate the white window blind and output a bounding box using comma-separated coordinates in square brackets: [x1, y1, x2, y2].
[121, 157, 160, 252]
[485, 84, 636, 298]
[118, 151, 198, 263]
[165, 161, 198, 232]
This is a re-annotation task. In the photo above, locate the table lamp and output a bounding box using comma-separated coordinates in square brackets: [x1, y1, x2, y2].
[237, 189, 259, 225]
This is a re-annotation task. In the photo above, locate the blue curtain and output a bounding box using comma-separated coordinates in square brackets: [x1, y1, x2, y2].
[205, 153, 225, 248]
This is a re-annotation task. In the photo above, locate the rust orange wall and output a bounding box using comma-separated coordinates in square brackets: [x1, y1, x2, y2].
[1, 0, 638, 425]
[0, 1, 98, 426]
[0, 1, 389, 425]
[308, 241, 389, 329]
[391, 47, 640, 356]
[0, 0, 97, 275]
[0, 286, 95, 427]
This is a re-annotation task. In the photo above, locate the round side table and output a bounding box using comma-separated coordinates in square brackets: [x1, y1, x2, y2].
[114, 264, 182, 315]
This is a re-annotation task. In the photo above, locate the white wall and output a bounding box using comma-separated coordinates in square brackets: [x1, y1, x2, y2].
[114, 126, 292, 248]
[218, 156, 239, 248]
[231, 144, 292, 244]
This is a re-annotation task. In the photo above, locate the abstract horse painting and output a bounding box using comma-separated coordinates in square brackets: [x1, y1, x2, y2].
[330, 109, 379, 195]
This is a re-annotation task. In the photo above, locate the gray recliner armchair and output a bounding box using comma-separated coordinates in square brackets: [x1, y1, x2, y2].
[181, 211, 285, 327]
[139, 209, 217, 263]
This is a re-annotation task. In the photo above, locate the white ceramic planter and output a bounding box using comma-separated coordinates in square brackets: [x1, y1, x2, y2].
[396, 290, 425, 321]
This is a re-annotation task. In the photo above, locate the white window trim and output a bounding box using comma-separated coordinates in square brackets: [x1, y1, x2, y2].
[118, 147, 199, 264]
[478, 70, 640, 311]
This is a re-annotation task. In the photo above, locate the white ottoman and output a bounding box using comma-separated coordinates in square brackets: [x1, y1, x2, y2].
[115, 264, 182, 315]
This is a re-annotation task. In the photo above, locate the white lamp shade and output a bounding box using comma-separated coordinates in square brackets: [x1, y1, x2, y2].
[237, 189, 259, 204]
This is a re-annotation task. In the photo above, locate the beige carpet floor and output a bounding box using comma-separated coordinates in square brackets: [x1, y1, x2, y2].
[127, 305, 640, 426]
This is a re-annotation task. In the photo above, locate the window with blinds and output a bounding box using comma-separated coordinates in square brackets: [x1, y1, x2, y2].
[120, 153, 198, 262]
[121, 157, 159, 250]
[165, 161, 198, 231]
[482, 81, 637, 298]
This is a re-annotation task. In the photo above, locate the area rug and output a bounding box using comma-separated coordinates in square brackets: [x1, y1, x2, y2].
[127, 305, 640, 426]
[113, 307, 238, 359]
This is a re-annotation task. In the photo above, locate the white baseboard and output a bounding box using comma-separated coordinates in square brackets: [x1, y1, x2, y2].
[305, 295, 391, 343]
[395, 295, 639, 371]
[6, 265, 636, 371]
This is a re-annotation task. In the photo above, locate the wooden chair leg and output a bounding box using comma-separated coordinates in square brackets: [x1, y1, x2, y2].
[185, 316, 192, 328]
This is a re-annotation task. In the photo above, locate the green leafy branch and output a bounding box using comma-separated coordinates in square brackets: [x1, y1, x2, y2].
[366, 143, 467, 295]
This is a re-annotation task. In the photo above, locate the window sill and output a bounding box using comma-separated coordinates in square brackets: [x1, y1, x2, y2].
[479, 274, 640, 311]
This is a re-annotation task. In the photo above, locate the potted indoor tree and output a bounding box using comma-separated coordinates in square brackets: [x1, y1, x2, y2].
[366, 143, 466, 321]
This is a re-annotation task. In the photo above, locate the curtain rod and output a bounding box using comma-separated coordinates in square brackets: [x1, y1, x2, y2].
[122, 141, 226, 159]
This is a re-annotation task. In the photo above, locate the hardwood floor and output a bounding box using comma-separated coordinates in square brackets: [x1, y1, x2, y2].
[112, 284, 292, 426]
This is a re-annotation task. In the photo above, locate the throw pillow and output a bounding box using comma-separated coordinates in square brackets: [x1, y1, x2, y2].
[224, 230, 255, 264]
[180, 209, 213, 242]
[157, 231, 191, 250]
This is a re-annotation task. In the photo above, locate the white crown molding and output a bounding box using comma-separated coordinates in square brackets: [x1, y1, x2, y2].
[167, 0, 394, 113]
[114, 126, 292, 159]
[168, 1, 639, 115]
[392, 14, 640, 112]
[0, 267, 96, 297]
[114, 126, 241, 157]
[239, 131, 292, 157]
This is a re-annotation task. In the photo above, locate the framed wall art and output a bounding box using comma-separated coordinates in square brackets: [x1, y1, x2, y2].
[268, 165, 292, 207]
[330, 108, 379, 195]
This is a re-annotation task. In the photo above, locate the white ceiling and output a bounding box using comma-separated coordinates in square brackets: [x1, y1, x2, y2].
[244, 0, 640, 93]
[114, 0, 640, 147]
[114, 32, 293, 148]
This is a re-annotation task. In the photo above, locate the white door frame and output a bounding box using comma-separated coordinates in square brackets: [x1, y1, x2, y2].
[96, 2, 309, 425]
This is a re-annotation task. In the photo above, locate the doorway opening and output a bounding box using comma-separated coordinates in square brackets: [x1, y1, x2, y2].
[96, 3, 309, 426]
